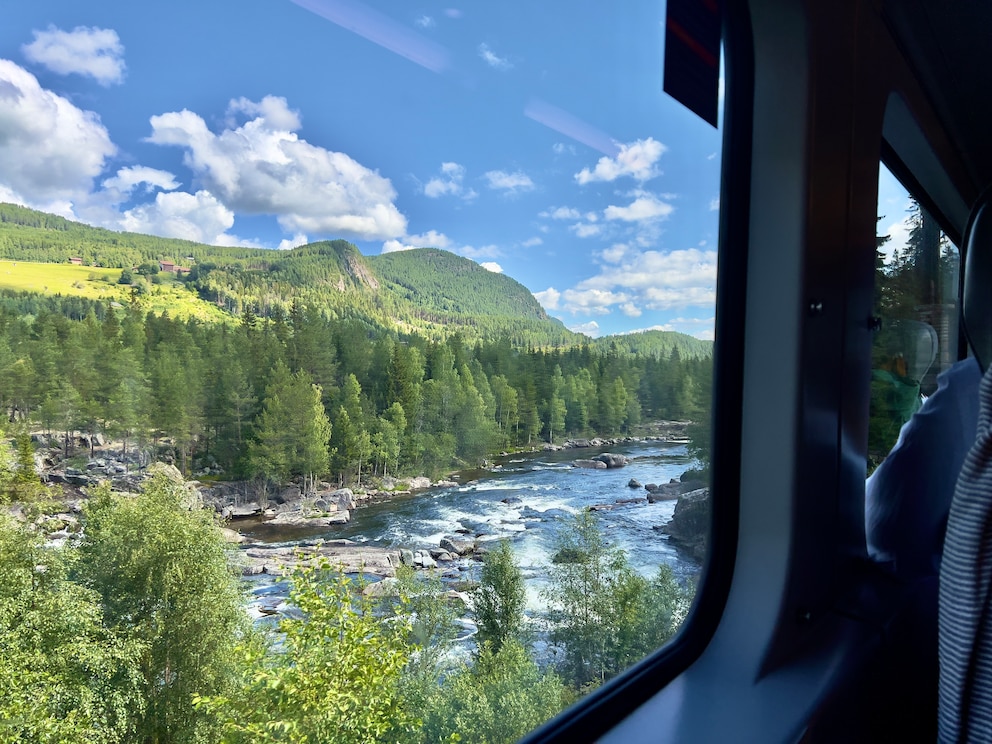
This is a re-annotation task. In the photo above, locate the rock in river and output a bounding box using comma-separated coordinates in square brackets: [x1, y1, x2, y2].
[656, 487, 710, 562]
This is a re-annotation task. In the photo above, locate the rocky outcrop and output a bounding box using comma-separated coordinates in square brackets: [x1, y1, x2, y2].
[657, 487, 710, 562]
[594, 452, 629, 468]
[240, 540, 400, 577]
[573, 459, 608, 469]
[440, 536, 477, 556]
[266, 510, 350, 527]
[572, 452, 628, 469]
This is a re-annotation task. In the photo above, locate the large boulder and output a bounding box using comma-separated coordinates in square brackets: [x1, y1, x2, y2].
[594, 452, 629, 468]
[267, 509, 350, 527]
[657, 487, 710, 562]
[333, 488, 356, 511]
[363, 577, 401, 597]
[646, 482, 684, 502]
[573, 459, 608, 469]
[222, 503, 263, 519]
[440, 536, 476, 556]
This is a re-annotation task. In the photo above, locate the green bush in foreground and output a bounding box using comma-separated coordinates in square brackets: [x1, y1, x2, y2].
[0, 516, 142, 744]
[79, 475, 248, 744]
[200, 561, 419, 744]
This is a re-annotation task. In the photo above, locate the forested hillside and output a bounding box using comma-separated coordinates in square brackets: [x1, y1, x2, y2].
[0, 203, 578, 345]
[0, 298, 711, 482]
[593, 330, 713, 360]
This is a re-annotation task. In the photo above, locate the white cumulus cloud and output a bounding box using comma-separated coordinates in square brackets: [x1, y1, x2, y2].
[415, 15, 435, 28]
[569, 321, 601, 337]
[102, 166, 180, 197]
[570, 223, 602, 238]
[620, 302, 642, 317]
[478, 43, 512, 70]
[604, 194, 674, 222]
[561, 288, 629, 315]
[381, 229, 451, 253]
[579, 247, 717, 310]
[146, 95, 407, 240]
[534, 287, 561, 311]
[423, 161, 476, 200]
[540, 206, 580, 220]
[277, 233, 309, 251]
[23, 25, 125, 86]
[120, 190, 238, 245]
[601, 243, 629, 263]
[521, 236, 543, 247]
[485, 170, 534, 193]
[460, 244, 501, 259]
[0, 60, 116, 208]
[575, 137, 666, 184]
[480, 262, 503, 273]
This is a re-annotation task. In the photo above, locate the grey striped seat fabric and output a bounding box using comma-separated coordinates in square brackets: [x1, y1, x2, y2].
[938, 364, 992, 742]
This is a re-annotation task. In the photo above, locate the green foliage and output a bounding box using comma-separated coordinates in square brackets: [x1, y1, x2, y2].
[473, 541, 527, 653]
[592, 330, 713, 360]
[0, 516, 143, 744]
[247, 363, 331, 491]
[420, 640, 569, 744]
[8, 431, 46, 502]
[78, 476, 247, 743]
[201, 560, 419, 744]
[544, 512, 692, 689]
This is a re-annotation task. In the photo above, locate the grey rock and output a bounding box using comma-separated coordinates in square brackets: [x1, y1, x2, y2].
[267, 509, 350, 527]
[440, 537, 476, 556]
[593, 452, 629, 468]
[573, 459, 608, 469]
[657, 487, 710, 562]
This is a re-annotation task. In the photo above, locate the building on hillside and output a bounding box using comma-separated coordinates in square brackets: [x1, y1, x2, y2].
[69, 257, 83, 265]
[159, 260, 192, 275]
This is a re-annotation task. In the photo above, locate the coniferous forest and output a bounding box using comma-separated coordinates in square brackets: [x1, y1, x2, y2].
[0, 295, 712, 484]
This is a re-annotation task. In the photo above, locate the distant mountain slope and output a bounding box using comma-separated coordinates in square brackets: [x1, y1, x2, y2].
[0, 203, 576, 345]
[593, 329, 713, 359]
[369, 249, 550, 321]
[0, 203, 711, 353]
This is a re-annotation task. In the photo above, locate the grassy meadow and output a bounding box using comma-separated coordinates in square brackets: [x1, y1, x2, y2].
[0, 260, 232, 323]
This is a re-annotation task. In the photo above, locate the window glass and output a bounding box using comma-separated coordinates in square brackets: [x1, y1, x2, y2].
[0, 1, 720, 740]
[870, 163, 960, 468]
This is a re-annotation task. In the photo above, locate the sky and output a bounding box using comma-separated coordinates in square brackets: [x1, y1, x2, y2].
[0, 0, 731, 338]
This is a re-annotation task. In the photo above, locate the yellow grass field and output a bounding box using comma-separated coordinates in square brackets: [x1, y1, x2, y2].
[0, 260, 123, 299]
[0, 260, 232, 323]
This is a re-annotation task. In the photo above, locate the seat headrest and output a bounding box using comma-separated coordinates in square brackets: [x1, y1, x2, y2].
[963, 187, 992, 373]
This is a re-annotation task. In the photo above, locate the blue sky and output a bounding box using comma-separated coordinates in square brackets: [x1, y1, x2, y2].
[0, 0, 726, 338]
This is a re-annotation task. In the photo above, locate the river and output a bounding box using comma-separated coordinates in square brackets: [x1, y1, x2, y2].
[241, 440, 704, 616]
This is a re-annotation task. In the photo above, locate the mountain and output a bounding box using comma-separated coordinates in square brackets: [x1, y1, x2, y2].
[0, 203, 710, 353]
[0, 204, 576, 345]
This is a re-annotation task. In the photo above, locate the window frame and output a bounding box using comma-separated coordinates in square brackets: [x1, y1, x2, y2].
[518, 3, 754, 740]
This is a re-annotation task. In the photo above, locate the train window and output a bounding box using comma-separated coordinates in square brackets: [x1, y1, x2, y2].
[869, 163, 960, 468]
[0, 0, 723, 741]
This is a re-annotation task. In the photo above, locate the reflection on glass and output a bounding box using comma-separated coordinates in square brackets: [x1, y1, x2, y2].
[870, 167, 960, 467]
